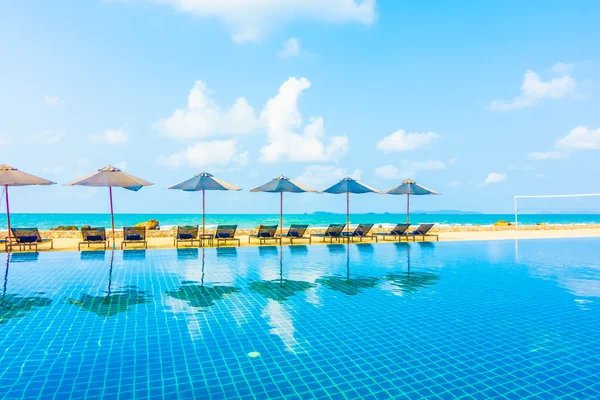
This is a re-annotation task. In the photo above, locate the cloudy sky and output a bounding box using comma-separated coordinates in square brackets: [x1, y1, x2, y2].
[1, 1, 599, 214]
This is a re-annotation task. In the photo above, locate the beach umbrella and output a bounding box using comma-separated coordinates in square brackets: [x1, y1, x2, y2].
[168, 248, 241, 309]
[0, 165, 55, 249]
[67, 250, 152, 318]
[167, 171, 241, 235]
[1, 252, 53, 324]
[322, 177, 382, 234]
[316, 245, 379, 296]
[385, 179, 440, 224]
[250, 175, 316, 239]
[249, 246, 316, 302]
[385, 244, 440, 294]
[64, 165, 153, 249]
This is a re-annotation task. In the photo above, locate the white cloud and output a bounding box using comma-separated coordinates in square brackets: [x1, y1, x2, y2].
[375, 165, 403, 180]
[77, 158, 91, 166]
[509, 164, 534, 171]
[259, 77, 348, 163]
[115, 161, 127, 170]
[527, 151, 563, 160]
[552, 63, 575, 75]
[536, 173, 545, 179]
[375, 160, 446, 180]
[278, 37, 301, 59]
[158, 139, 248, 169]
[447, 180, 460, 188]
[448, 158, 457, 165]
[41, 166, 64, 174]
[148, 0, 376, 43]
[555, 126, 600, 150]
[89, 127, 130, 145]
[490, 64, 576, 111]
[296, 165, 362, 188]
[0, 135, 12, 145]
[406, 160, 446, 171]
[35, 129, 64, 144]
[155, 81, 259, 139]
[481, 172, 507, 186]
[376, 130, 439, 152]
[44, 96, 60, 105]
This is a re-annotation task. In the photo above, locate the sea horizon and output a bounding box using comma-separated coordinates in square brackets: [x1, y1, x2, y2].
[2, 212, 600, 230]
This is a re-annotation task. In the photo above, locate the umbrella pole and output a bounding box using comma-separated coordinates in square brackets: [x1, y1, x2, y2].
[107, 250, 114, 295]
[406, 194, 410, 224]
[346, 192, 350, 234]
[280, 192, 283, 240]
[3, 252, 9, 299]
[202, 189, 205, 235]
[109, 187, 115, 250]
[4, 185, 10, 252]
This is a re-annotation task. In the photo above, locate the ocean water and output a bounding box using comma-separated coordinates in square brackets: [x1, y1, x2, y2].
[1, 213, 600, 230]
[0, 239, 599, 398]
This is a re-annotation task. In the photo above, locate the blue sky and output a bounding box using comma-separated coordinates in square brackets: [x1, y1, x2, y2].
[1, 0, 599, 214]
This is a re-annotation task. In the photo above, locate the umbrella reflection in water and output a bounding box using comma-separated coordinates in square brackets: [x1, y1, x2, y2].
[385, 243, 440, 294]
[249, 246, 316, 303]
[66, 251, 152, 318]
[167, 248, 240, 310]
[0, 253, 53, 324]
[316, 245, 379, 296]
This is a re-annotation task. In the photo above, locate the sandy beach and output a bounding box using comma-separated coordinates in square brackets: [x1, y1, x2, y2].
[3, 224, 599, 252]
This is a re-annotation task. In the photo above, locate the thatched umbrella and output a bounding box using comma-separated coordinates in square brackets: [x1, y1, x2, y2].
[250, 175, 316, 239]
[385, 179, 440, 224]
[0, 165, 55, 248]
[167, 171, 241, 235]
[64, 165, 153, 248]
[322, 177, 381, 234]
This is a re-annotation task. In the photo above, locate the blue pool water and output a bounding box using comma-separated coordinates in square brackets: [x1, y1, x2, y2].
[0, 239, 599, 399]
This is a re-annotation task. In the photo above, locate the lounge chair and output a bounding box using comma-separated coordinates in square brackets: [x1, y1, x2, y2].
[248, 225, 281, 245]
[310, 224, 346, 243]
[121, 226, 147, 249]
[214, 225, 240, 247]
[79, 227, 108, 250]
[342, 224, 378, 243]
[278, 224, 310, 244]
[405, 223, 439, 242]
[374, 223, 411, 242]
[174, 225, 200, 248]
[8, 228, 53, 251]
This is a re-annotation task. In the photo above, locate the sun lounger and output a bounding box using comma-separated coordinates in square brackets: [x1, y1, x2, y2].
[174, 225, 200, 248]
[405, 223, 438, 242]
[278, 224, 310, 244]
[214, 225, 240, 247]
[8, 228, 53, 251]
[121, 226, 147, 249]
[374, 223, 411, 241]
[310, 224, 346, 243]
[79, 227, 108, 250]
[342, 223, 378, 243]
[248, 225, 281, 245]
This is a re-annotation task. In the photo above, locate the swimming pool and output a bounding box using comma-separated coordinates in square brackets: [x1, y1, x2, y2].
[0, 239, 599, 399]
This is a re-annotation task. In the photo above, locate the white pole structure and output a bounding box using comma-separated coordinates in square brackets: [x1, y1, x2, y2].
[514, 193, 600, 231]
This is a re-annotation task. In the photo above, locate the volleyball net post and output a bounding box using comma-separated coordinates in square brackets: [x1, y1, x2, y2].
[514, 193, 600, 230]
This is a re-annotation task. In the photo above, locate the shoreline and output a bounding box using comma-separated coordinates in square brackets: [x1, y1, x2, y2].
[2, 224, 599, 253]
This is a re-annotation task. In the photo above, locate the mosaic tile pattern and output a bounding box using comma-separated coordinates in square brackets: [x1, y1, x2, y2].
[0, 239, 599, 399]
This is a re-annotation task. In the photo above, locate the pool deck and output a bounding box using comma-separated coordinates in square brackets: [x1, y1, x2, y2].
[4, 227, 599, 252]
